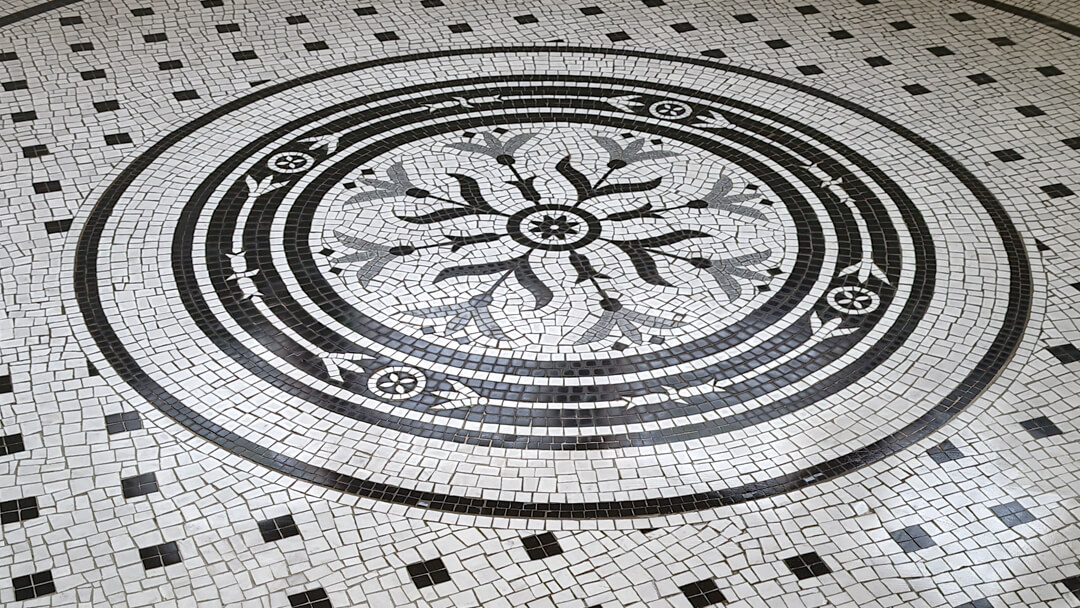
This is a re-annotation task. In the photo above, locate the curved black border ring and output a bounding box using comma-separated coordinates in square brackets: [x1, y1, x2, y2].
[73, 47, 1031, 518]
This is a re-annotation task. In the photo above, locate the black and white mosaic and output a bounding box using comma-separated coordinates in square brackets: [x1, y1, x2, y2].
[3, 0, 1080, 605]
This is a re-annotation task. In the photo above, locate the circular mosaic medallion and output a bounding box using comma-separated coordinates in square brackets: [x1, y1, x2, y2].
[73, 48, 1030, 518]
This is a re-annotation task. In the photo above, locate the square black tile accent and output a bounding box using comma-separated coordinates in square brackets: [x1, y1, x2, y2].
[0, 433, 24, 456]
[406, 557, 451, 589]
[158, 60, 182, 70]
[865, 56, 891, 67]
[0, 51, 17, 61]
[70, 42, 94, 52]
[288, 588, 333, 608]
[81, 69, 106, 80]
[733, 13, 757, 23]
[671, 22, 695, 33]
[23, 144, 49, 158]
[33, 181, 62, 194]
[304, 41, 329, 51]
[258, 514, 300, 542]
[448, 23, 472, 33]
[139, 541, 182, 570]
[121, 472, 159, 498]
[928, 46, 954, 57]
[950, 12, 975, 21]
[515, 14, 538, 24]
[607, 31, 630, 42]
[375, 31, 399, 42]
[59, 15, 83, 26]
[890, 524, 936, 552]
[926, 439, 964, 463]
[1048, 343, 1080, 363]
[522, 532, 563, 560]
[174, 90, 200, 101]
[1042, 183, 1074, 198]
[201, 0, 224, 7]
[904, 84, 930, 95]
[288, 14, 311, 23]
[131, 7, 154, 15]
[955, 600, 993, 608]
[641, 0, 664, 6]
[783, 551, 832, 580]
[1058, 576, 1080, 600]
[354, 7, 376, 16]
[421, 0, 444, 6]
[1020, 416, 1064, 439]
[216, 23, 240, 33]
[0, 375, 11, 393]
[1063, 137, 1080, 149]
[701, 49, 727, 58]
[765, 39, 791, 49]
[829, 30, 853, 40]
[992, 149, 1023, 162]
[105, 411, 142, 434]
[2, 79, 28, 91]
[890, 20, 915, 30]
[1, 496, 39, 524]
[44, 218, 73, 234]
[679, 579, 727, 607]
[11, 110, 37, 122]
[989, 37, 1015, 46]
[1016, 105, 1045, 117]
[233, 50, 257, 61]
[1037, 66, 1063, 77]
[105, 133, 133, 146]
[857, 0, 879, 4]
[143, 32, 166, 43]
[580, 6, 603, 15]
[12, 570, 55, 600]
[989, 501, 1036, 528]
[94, 99, 120, 112]
[968, 73, 996, 84]
[796, 5, 820, 15]
[798, 65, 824, 75]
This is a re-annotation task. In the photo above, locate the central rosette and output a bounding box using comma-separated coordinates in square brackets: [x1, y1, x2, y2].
[322, 126, 786, 351]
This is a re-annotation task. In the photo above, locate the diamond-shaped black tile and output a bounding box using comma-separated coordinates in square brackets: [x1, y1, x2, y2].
[1037, 66, 1063, 77]
[0, 433, 25, 456]
[928, 46, 954, 57]
[580, 6, 603, 15]
[514, 14, 538, 24]
[287, 14, 310, 23]
[2, 79, 28, 91]
[1064, 137, 1080, 149]
[989, 500, 1036, 528]
[890, 524, 935, 552]
[139, 541, 182, 570]
[304, 41, 329, 51]
[375, 31, 399, 42]
[71, 42, 94, 52]
[798, 65, 824, 75]
[890, 20, 915, 30]
[1020, 416, 1063, 439]
[288, 588, 332, 608]
[1058, 576, 1080, 601]
[783, 551, 832, 580]
[1048, 343, 1080, 363]
[121, 472, 159, 498]
[0, 496, 39, 524]
[12, 570, 55, 600]
[796, 5, 820, 14]
[671, 22, 695, 33]
[765, 39, 791, 49]
[989, 37, 1015, 46]
[33, 181, 62, 194]
[233, 49, 257, 61]
[406, 557, 452, 590]
[903, 84, 930, 95]
[94, 99, 120, 112]
[1042, 183, 1074, 198]
[1016, 105, 1045, 117]
[258, 514, 301, 542]
[701, 49, 727, 58]
[733, 13, 757, 23]
[865, 56, 891, 67]
[448, 23, 472, 33]
[968, 73, 996, 85]
[105, 132, 133, 146]
[926, 439, 964, 464]
[174, 90, 200, 101]
[521, 532, 563, 560]
[950, 12, 975, 21]
[22, 144, 48, 158]
[829, 30, 853, 39]
[607, 31, 630, 42]
[679, 578, 727, 607]
[105, 411, 142, 434]
[991, 149, 1022, 162]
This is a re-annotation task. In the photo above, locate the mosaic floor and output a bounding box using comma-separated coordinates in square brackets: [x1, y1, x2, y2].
[2, 0, 1080, 605]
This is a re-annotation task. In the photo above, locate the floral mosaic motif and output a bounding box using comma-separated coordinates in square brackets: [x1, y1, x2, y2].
[332, 131, 775, 346]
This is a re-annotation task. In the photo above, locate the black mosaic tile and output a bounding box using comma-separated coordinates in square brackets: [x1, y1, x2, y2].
[288, 588, 332, 608]
[521, 532, 563, 560]
[121, 472, 159, 498]
[0, 496, 39, 524]
[104, 411, 142, 434]
[139, 541, 182, 570]
[257, 514, 300, 542]
[783, 551, 832, 580]
[1020, 416, 1064, 439]
[679, 578, 727, 607]
[926, 439, 964, 463]
[989, 500, 1035, 528]
[12, 570, 55, 600]
[890, 525, 935, 552]
[406, 557, 451, 589]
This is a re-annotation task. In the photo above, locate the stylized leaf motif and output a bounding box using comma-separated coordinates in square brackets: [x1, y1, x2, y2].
[447, 173, 499, 213]
[433, 258, 519, 283]
[397, 206, 483, 225]
[507, 176, 542, 202]
[604, 203, 664, 222]
[567, 252, 610, 284]
[555, 156, 593, 202]
[612, 244, 671, 286]
[617, 230, 712, 249]
[514, 255, 553, 310]
[444, 233, 504, 252]
[591, 177, 663, 199]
